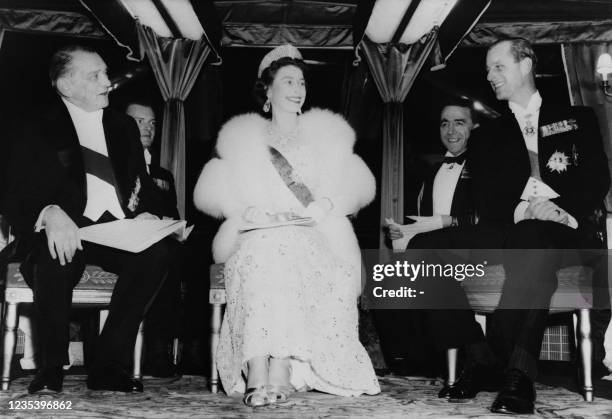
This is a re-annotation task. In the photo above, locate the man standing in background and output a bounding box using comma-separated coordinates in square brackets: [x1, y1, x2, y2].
[126, 101, 182, 377]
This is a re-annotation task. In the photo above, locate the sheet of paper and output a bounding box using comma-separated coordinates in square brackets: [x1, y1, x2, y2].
[172, 224, 194, 242]
[239, 217, 314, 232]
[79, 219, 192, 252]
[385, 218, 418, 251]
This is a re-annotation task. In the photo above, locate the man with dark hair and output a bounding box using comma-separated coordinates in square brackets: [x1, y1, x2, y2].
[126, 102, 179, 219]
[393, 37, 608, 414]
[417, 98, 478, 228]
[126, 101, 181, 377]
[380, 99, 485, 378]
[474, 37, 609, 414]
[389, 98, 480, 244]
[4, 45, 170, 394]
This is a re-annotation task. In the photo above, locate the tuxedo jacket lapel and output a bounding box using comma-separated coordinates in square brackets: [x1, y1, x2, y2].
[501, 111, 528, 154]
[499, 110, 531, 182]
[449, 165, 470, 216]
[419, 162, 440, 216]
[44, 100, 87, 194]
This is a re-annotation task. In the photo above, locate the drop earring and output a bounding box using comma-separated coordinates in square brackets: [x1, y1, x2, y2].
[263, 99, 271, 113]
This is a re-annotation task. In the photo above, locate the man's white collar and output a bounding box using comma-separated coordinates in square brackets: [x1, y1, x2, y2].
[61, 97, 103, 119]
[508, 91, 542, 116]
[144, 148, 152, 165]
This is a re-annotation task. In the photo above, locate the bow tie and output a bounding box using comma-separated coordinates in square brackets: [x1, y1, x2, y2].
[442, 154, 466, 165]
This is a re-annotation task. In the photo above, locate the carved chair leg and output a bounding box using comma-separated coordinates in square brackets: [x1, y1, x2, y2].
[2, 303, 18, 391]
[133, 321, 144, 380]
[210, 303, 222, 394]
[578, 309, 593, 402]
[447, 348, 458, 386]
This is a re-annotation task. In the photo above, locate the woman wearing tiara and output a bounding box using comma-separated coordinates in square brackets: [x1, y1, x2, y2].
[194, 44, 380, 406]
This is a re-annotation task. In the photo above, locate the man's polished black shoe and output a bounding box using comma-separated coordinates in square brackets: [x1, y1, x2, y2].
[444, 364, 502, 401]
[87, 364, 144, 392]
[28, 366, 64, 394]
[490, 369, 535, 414]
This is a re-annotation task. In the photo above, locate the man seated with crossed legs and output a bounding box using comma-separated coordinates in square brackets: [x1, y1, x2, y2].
[4, 45, 170, 394]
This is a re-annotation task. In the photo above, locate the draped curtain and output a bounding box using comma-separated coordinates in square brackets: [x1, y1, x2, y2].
[464, 20, 612, 47]
[137, 22, 213, 217]
[359, 29, 440, 247]
[341, 60, 384, 249]
[562, 42, 612, 211]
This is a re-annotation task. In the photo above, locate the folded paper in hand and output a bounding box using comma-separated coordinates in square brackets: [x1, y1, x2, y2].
[79, 219, 194, 252]
[385, 218, 418, 251]
[385, 216, 444, 251]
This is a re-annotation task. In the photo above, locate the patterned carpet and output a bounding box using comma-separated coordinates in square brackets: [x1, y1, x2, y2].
[1, 374, 612, 418]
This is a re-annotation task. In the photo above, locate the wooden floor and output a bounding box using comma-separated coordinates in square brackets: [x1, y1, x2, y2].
[1, 373, 612, 418]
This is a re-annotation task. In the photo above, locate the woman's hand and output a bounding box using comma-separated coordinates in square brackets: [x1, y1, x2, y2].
[242, 206, 271, 224]
[302, 199, 332, 223]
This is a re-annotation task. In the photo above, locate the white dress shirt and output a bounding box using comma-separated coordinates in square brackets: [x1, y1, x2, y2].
[432, 151, 465, 216]
[509, 91, 542, 154]
[63, 99, 125, 222]
[144, 148, 152, 174]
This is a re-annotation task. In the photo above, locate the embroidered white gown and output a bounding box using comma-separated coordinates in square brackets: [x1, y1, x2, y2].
[215, 133, 380, 397]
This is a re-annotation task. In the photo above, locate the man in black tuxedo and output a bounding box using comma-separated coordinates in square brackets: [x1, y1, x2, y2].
[476, 38, 609, 414]
[413, 100, 478, 227]
[126, 102, 179, 220]
[430, 38, 609, 414]
[379, 100, 486, 377]
[4, 45, 170, 394]
[126, 102, 181, 377]
[394, 38, 608, 414]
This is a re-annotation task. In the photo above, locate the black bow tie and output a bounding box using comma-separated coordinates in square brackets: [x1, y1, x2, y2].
[442, 153, 466, 165]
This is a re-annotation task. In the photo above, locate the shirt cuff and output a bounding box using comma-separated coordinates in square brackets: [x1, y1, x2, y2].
[35, 205, 58, 232]
[514, 201, 529, 224]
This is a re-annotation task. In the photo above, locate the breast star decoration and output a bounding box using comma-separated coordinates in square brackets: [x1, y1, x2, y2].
[546, 151, 570, 173]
